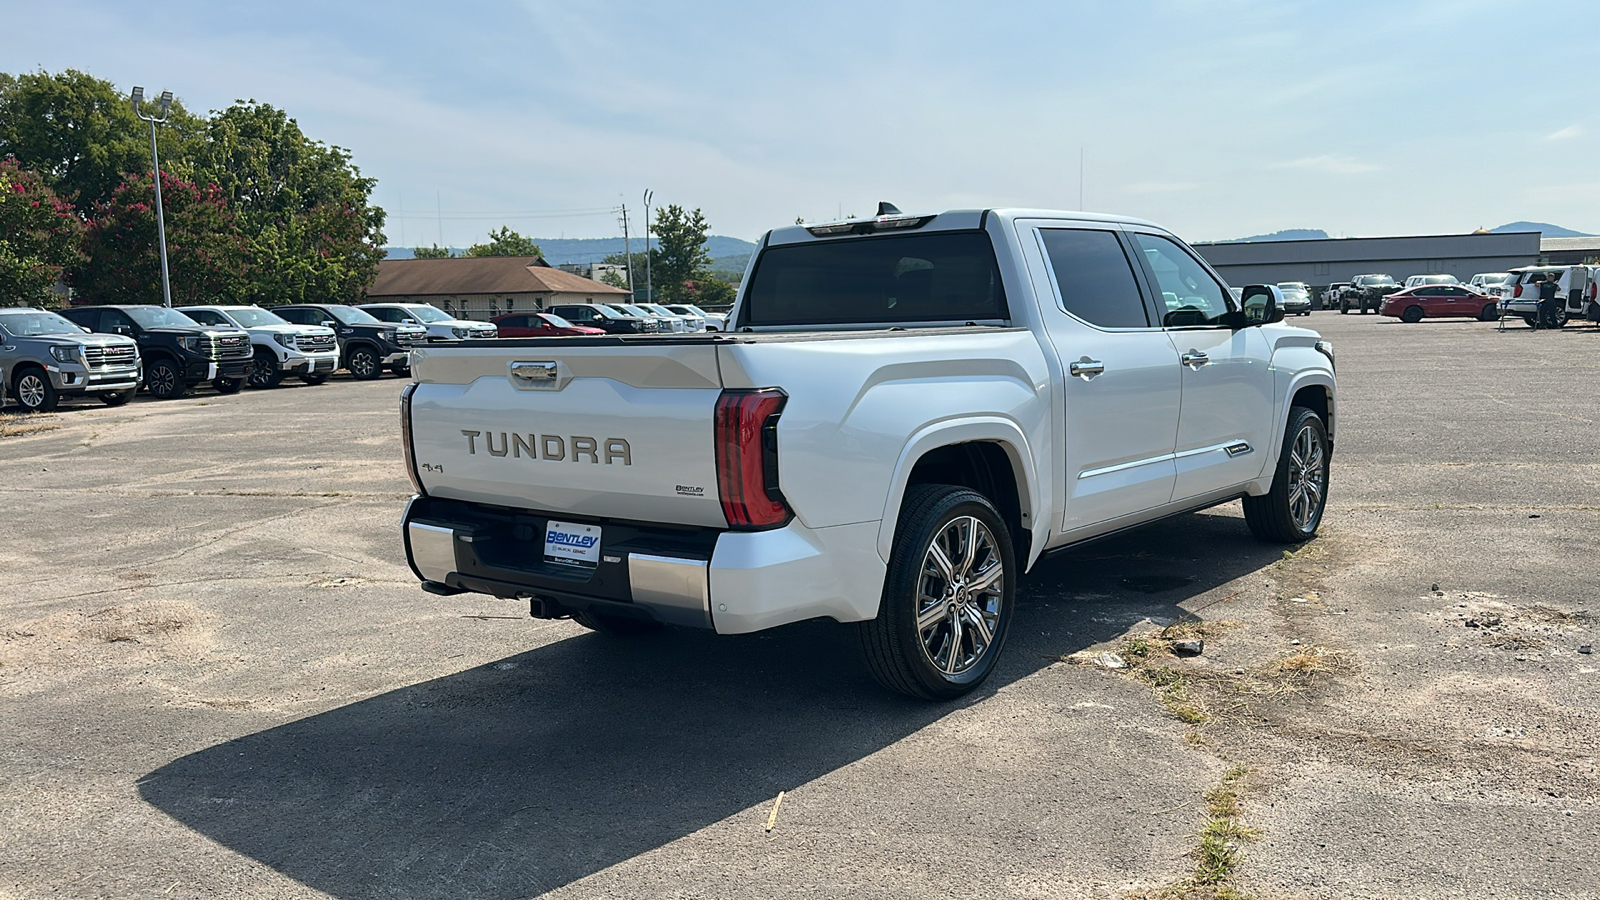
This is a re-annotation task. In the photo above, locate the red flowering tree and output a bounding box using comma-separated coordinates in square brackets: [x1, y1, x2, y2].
[0, 159, 85, 308]
[71, 171, 248, 306]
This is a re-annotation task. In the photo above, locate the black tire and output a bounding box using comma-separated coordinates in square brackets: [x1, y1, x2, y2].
[1548, 308, 1568, 329]
[145, 359, 187, 399]
[1243, 406, 1330, 544]
[1400, 305, 1423, 323]
[1479, 303, 1498, 322]
[1522, 315, 1538, 328]
[346, 346, 381, 380]
[300, 372, 330, 385]
[12, 367, 58, 412]
[571, 610, 664, 635]
[390, 364, 412, 378]
[858, 484, 1015, 700]
[1339, 302, 1349, 315]
[248, 351, 283, 388]
[99, 390, 132, 407]
[213, 377, 243, 394]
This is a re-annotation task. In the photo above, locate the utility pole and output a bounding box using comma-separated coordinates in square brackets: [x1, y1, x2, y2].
[620, 205, 635, 300]
[131, 87, 174, 307]
[642, 189, 654, 303]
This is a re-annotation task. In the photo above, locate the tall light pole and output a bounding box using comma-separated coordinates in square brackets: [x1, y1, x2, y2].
[642, 189, 654, 303]
[131, 87, 175, 307]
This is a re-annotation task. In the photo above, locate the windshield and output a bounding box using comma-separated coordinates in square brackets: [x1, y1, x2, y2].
[1420, 275, 1457, 285]
[125, 306, 202, 329]
[0, 309, 86, 336]
[745, 231, 1007, 327]
[1276, 284, 1307, 293]
[539, 313, 576, 328]
[641, 304, 677, 316]
[323, 305, 381, 326]
[223, 307, 290, 328]
[1477, 273, 1511, 284]
[611, 304, 652, 317]
[399, 305, 452, 323]
[1360, 276, 1396, 287]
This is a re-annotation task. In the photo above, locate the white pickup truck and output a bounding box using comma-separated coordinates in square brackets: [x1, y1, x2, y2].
[399, 207, 1337, 698]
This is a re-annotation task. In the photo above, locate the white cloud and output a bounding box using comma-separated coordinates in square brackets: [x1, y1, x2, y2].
[1272, 155, 1381, 175]
[1544, 125, 1583, 141]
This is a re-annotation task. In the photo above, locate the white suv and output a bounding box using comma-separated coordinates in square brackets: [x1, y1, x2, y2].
[358, 303, 498, 342]
[179, 305, 339, 388]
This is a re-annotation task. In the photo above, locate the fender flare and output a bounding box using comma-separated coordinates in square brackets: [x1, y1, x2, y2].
[875, 416, 1048, 569]
[1255, 371, 1336, 492]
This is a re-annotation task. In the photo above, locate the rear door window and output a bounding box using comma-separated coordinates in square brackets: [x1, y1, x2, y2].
[1038, 228, 1150, 328]
[743, 231, 1007, 327]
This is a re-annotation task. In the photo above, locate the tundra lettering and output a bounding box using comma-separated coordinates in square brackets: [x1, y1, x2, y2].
[459, 429, 633, 465]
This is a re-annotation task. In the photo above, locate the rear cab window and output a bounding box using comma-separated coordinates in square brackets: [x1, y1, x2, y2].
[741, 231, 1007, 328]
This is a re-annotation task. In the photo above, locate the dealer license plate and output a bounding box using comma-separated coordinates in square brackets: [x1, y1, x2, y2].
[544, 520, 601, 567]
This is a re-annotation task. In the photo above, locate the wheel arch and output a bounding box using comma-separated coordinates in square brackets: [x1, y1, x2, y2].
[876, 418, 1047, 571]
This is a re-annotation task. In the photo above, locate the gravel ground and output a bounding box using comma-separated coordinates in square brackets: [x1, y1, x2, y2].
[1, 312, 1595, 899]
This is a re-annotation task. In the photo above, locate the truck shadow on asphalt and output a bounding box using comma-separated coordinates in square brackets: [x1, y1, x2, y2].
[139, 510, 1281, 899]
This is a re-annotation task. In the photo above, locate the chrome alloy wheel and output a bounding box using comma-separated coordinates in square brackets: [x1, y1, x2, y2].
[915, 515, 1005, 676]
[16, 373, 47, 409]
[1287, 423, 1326, 532]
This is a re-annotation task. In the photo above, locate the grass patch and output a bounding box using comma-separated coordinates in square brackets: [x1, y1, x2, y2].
[1126, 766, 1261, 900]
[0, 413, 61, 437]
[1137, 665, 1209, 724]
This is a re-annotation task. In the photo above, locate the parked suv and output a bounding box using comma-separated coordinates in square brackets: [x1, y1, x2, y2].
[357, 302, 498, 342]
[272, 304, 427, 379]
[664, 303, 728, 332]
[1402, 274, 1460, 289]
[545, 303, 655, 334]
[1497, 265, 1599, 328]
[60, 305, 252, 399]
[179, 305, 340, 388]
[605, 302, 676, 332]
[0, 307, 141, 411]
[1275, 282, 1312, 316]
[1340, 274, 1398, 314]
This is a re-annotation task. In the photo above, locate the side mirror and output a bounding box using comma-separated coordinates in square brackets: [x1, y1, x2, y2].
[81, 326, 93, 334]
[112, 325, 132, 335]
[321, 321, 337, 329]
[1237, 285, 1285, 327]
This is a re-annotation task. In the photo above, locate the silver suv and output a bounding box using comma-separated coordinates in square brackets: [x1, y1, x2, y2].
[0, 307, 141, 412]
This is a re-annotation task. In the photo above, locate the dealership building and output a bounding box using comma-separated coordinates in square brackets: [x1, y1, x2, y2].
[1192, 231, 1542, 291]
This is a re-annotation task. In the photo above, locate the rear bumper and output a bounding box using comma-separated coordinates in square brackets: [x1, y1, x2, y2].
[401, 495, 885, 634]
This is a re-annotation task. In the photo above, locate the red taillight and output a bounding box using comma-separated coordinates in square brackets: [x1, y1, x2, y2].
[714, 389, 790, 529]
[1513, 284, 1523, 298]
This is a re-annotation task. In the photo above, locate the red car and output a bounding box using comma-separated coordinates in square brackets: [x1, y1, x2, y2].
[491, 312, 607, 337]
[1379, 285, 1499, 323]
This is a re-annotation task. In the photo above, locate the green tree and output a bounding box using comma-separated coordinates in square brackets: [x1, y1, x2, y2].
[650, 204, 712, 303]
[71, 171, 247, 306]
[598, 268, 628, 289]
[0, 160, 85, 307]
[687, 273, 737, 308]
[191, 101, 385, 305]
[464, 226, 542, 258]
[0, 68, 203, 208]
[413, 244, 454, 259]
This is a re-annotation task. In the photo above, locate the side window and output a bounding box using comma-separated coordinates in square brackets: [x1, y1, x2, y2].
[187, 310, 224, 326]
[277, 308, 310, 325]
[66, 309, 101, 331]
[1038, 228, 1149, 328]
[1131, 233, 1232, 328]
[367, 307, 397, 322]
[104, 310, 136, 333]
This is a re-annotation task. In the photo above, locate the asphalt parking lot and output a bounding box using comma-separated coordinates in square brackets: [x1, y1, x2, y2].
[2, 313, 1597, 900]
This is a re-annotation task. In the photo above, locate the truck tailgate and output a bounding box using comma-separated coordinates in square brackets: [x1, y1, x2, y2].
[408, 342, 727, 527]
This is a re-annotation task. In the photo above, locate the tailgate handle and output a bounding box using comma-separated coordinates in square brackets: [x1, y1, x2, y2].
[509, 361, 559, 387]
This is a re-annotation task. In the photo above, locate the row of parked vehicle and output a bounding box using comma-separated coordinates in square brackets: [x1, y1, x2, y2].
[1308, 266, 1600, 326]
[0, 299, 731, 413]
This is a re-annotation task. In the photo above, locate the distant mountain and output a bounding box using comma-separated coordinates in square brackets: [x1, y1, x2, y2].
[1491, 222, 1594, 238]
[383, 236, 760, 267]
[1221, 228, 1331, 243]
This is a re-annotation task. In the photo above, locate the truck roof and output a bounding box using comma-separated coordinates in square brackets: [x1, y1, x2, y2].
[766, 208, 1165, 246]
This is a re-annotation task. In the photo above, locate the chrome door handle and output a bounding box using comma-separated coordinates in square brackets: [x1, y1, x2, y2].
[1181, 351, 1210, 368]
[1069, 359, 1105, 378]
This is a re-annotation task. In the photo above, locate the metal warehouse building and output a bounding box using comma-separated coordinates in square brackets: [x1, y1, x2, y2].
[1192, 232, 1542, 290]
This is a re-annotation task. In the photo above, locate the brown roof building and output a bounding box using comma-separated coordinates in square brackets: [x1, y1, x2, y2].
[367, 256, 629, 321]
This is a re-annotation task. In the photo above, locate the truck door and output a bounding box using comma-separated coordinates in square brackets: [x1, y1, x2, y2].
[1127, 231, 1276, 504]
[1021, 223, 1182, 534]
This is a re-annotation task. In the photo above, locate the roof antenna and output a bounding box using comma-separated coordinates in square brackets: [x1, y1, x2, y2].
[876, 202, 901, 216]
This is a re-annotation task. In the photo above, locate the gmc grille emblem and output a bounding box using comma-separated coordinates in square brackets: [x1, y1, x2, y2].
[461, 430, 631, 465]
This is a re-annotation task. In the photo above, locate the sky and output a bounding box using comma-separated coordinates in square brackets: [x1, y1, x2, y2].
[4, 0, 1596, 245]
